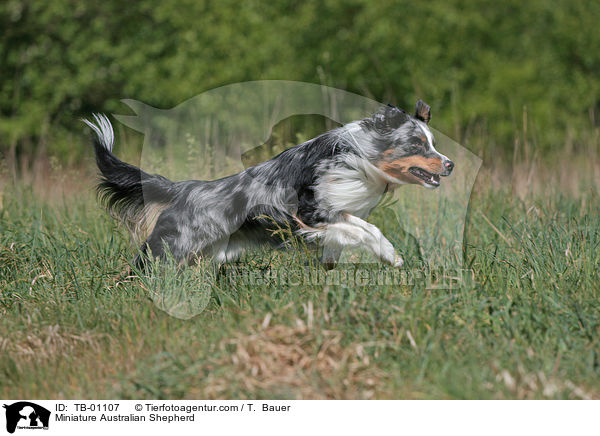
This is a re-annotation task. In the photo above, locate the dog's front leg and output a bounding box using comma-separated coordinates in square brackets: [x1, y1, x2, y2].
[321, 244, 343, 270]
[317, 214, 403, 267]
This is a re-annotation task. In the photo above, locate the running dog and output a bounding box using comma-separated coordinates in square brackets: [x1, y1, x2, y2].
[83, 100, 454, 269]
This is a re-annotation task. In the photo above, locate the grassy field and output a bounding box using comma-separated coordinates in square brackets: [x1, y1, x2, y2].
[1, 169, 599, 399]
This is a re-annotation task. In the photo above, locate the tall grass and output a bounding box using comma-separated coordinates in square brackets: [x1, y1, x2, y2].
[1, 113, 599, 398]
[1, 151, 599, 398]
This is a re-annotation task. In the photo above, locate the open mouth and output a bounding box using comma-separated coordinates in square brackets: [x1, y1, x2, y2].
[409, 167, 441, 187]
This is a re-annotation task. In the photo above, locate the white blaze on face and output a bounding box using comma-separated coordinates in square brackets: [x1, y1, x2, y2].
[416, 120, 449, 162]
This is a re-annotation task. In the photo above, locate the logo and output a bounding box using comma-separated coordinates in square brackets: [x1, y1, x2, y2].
[111, 81, 481, 318]
[3, 402, 50, 434]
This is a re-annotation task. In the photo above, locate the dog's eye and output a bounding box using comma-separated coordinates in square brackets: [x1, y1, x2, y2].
[404, 137, 427, 149]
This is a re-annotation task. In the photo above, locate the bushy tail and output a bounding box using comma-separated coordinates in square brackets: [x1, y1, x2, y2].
[82, 114, 178, 243]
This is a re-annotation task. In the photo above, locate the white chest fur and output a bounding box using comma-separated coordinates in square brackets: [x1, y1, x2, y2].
[315, 157, 390, 219]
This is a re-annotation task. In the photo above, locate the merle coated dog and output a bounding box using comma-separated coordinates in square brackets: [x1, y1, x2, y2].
[84, 100, 453, 269]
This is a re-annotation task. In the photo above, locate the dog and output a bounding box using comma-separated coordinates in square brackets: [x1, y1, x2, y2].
[83, 100, 453, 270]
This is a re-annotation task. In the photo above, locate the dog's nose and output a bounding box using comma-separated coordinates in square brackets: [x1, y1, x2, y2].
[444, 160, 454, 173]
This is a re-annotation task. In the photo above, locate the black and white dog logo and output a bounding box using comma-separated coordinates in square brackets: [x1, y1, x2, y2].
[3, 402, 50, 434]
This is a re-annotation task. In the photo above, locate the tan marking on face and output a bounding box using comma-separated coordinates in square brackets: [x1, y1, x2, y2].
[378, 156, 443, 182]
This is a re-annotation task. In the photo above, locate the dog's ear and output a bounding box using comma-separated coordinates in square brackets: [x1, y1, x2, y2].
[372, 105, 408, 132]
[415, 99, 431, 124]
[382, 104, 408, 129]
[386, 104, 408, 127]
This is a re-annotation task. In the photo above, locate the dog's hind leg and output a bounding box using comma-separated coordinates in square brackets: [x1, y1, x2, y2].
[204, 235, 247, 264]
[132, 213, 192, 268]
[139, 208, 248, 268]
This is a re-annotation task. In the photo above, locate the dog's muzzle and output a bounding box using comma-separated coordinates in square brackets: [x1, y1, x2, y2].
[442, 160, 454, 177]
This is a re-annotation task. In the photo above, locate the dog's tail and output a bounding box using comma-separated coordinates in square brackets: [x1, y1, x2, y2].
[82, 114, 178, 243]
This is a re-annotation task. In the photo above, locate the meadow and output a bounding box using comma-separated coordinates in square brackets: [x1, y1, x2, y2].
[1, 148, 599, 399]
[2, 0, 600, 403]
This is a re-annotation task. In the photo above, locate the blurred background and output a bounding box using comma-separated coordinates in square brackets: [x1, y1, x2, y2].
[1, 0, 599, 193]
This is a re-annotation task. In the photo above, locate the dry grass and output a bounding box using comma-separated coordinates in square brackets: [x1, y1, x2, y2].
[204, 317, 388, 399]
[480, 154, 600, 199]
[0, 324, 103, 363]
[490, 365, 597, 400]
[2, 143, 599, 210]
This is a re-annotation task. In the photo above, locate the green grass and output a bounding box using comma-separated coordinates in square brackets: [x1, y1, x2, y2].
[1, 183, 599, 399]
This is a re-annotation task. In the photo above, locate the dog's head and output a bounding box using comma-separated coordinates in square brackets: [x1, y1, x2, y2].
[361, 100, 454, 188]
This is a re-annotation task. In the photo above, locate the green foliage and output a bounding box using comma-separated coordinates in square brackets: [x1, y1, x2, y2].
[1, 0, 599, 164]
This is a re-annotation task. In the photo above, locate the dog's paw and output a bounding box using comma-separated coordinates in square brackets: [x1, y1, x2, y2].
[321, 261, 337, 270]
[393, 254, 404, 268]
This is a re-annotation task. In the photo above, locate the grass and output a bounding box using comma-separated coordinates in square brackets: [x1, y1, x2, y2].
[1, 174, 599, 399]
